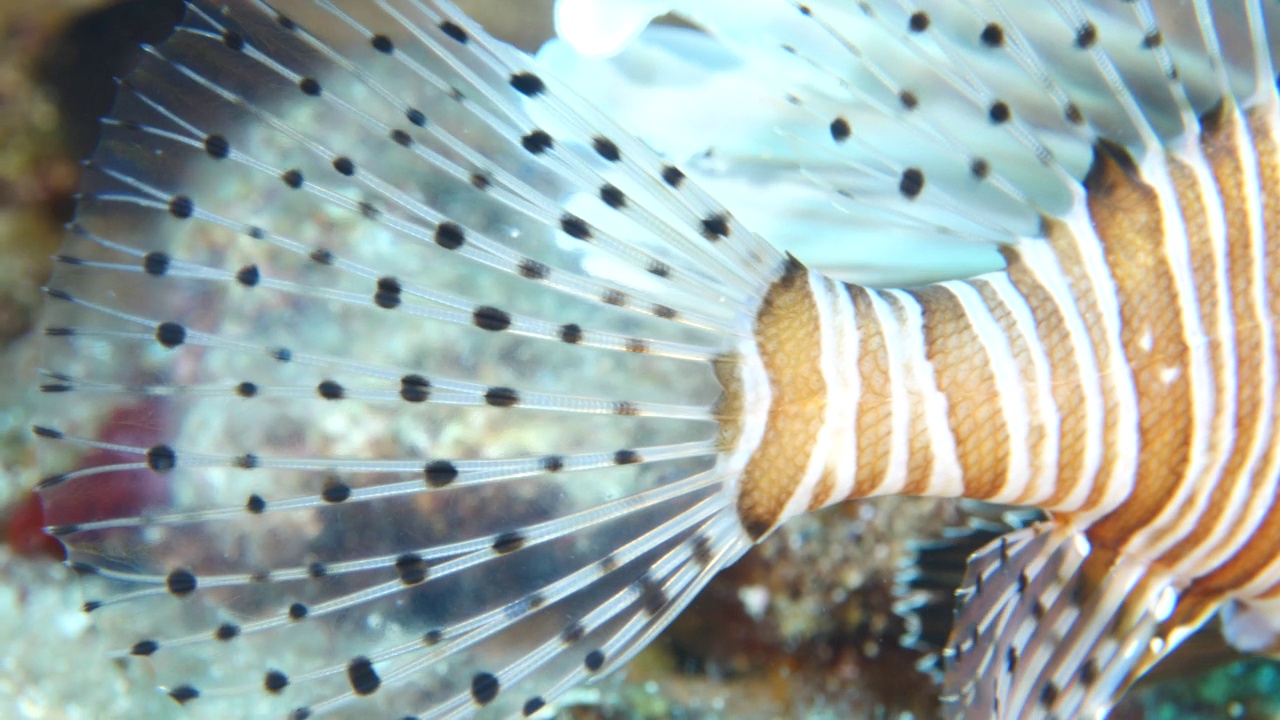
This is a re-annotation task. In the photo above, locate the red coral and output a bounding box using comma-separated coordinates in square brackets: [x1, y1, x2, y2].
[4, 491, 64, 560]
[31, 399, 172, 551]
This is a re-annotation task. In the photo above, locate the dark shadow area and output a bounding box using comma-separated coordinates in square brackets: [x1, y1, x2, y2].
[37, 0, 186, 164]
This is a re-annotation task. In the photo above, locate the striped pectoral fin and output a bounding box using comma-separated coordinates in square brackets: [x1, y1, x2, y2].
[940, 523, 1185, 719]
[892, 503, 1046, 680]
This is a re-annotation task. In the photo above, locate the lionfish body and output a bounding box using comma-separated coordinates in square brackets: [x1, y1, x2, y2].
[31, 0, 1280, 717]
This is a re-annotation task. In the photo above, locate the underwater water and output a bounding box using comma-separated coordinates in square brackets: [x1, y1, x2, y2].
[0, 1, 1278, 718]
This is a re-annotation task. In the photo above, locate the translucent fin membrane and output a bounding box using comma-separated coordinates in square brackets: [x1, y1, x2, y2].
[35, 1, 773, 716]
[545, 0, 1278, 284]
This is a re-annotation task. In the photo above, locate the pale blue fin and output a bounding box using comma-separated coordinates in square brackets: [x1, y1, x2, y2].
[544, 0, 1277, 285]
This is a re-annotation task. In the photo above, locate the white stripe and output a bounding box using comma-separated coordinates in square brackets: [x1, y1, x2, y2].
[820, 275, 860, 507]
[775, 272, 845, 523]
[976, 274, 1062, 507]
[865, 288, 911, 497]
[882, 289, 963, 498]
[943, 280, 1032, 504]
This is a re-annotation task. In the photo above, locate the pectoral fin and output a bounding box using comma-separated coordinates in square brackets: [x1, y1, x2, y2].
[892, 502, 1045, 680]
[940, 523, 1189, 719]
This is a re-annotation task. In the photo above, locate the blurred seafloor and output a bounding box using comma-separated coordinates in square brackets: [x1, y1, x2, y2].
[0, 1, 1277, 718]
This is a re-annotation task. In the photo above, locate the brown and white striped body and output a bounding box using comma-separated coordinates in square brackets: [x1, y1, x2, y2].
[731, 91, 1280, 658]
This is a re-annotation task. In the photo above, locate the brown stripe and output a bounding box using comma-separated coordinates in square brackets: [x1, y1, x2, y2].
[910, 284, 1009, 499]
[847, 284, 892, 500]
[1000, 245, 1087, 508]
[971, 278, 1049, 504]
[736, 262, 825, 539]
[807, 468, 838, 511]
[1081, 140, 1193, 549]
[880, 291, 934, 496]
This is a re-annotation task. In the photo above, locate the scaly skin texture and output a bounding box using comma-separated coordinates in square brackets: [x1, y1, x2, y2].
[735, 261, 826, 540]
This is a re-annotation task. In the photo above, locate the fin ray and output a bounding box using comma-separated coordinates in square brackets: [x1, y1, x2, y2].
[941, 523, 1189, 719]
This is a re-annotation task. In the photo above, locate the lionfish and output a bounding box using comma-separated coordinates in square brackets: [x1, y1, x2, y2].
[31, 0, 1280, 717]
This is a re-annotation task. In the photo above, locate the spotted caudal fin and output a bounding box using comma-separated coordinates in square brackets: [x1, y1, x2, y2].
[34, 1, 784, 717]
[940, 523, 1187, 719]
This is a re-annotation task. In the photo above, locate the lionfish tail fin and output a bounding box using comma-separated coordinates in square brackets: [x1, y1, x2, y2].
[34, 0, 777, 716]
